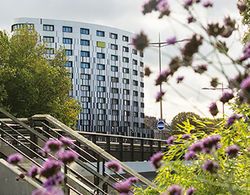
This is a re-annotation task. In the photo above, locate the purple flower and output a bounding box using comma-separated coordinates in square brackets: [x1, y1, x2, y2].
[220, 91, 234, 103]
[182, 134, 191, 140]
[7, 153, 23, 165]
[184, 151, 196, 160]
[187, 16, 196, 23]
[132, 31, 149, 52]
[226, 114, 241, 126]
[40, 159, 62, 178]
[155, 69, 171, 85]
[166, 36, 177, 45]
[176, 76, 184, 83]
[113, 180, 131, 194]
[240, 43, 250, 62]
[128, 177, 139, 184]
[157, 0, 169, 12]
[44, 139, 62, 153]
[189, 141, 203, 153]
[240, 76, 250, 91]
[202, 160, 219, 173]
[209, 102, 219, 116]
[202, 135, 221, 152]
[166, 136, 175, 145]
[57, 150, 79, 164]
[226, 145, 240, 158]
[27, 166, 39, 178]
[193, 64, 207, 74]
[184, 0, 193, 7]
[186, 187, 195, 195]
[237, 1, 247, 13]
[43, 172, 64, 188]
[32, 187, 64, 195]
[203, 0, 213, 8]
[155, 91, 165, 102]
[167, 184, 183, 195]
[59, 136, 75, 147]
[105, 160, 122, 172]
[150, 151, 164, 169]
[144, 66, 152, 76]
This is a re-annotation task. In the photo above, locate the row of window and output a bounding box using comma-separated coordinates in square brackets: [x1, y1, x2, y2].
[43, 24, 130, 41]
[82, 111, 144, 118]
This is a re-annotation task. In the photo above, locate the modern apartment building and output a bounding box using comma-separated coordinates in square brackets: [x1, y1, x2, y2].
[12, 18, 149, 137]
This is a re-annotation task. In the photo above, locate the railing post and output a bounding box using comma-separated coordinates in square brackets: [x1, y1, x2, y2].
[119, 137, 123, 161]
[141, 139, 144, 161]
[102, 158, 108, 192]
[130, 138, 134, 161]
[106, 136, 110, 154]
[158, 141, 162, 151]
[94, 155, 100, 187]
[64, 165, 70, 195]
[150, 140, 154, 156]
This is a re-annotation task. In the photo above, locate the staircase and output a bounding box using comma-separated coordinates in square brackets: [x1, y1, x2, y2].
[0, 108, 154, 195]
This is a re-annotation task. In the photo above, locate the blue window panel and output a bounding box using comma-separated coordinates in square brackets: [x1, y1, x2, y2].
[80, 28, 89, 35]
[65, 50, 73, 56]
[97, 75, 105, 81]
[111, 66, 118, 72]
[80, 39, 90, 46]
[96, 30, 105, 37]
[63, 38, 73, 44]
[63, 26, 72, 33]
[65, 61, 73, 67]
[97, 52, 105, 59]
[81, 51, 90, 57]
[81, 62, 90, 68]
[97, 64, 105, 70]
[97, 86, 106, 92]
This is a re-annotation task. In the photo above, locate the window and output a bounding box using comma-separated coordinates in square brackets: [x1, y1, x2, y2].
[65, 49, 73, 56]
[81, 62, 90, 68]
[97, 75, 105, 81]
[97, 98, 106, 103]
[111, 55, 118, 61]
[81, 85, 90, 91]
[134, 122, 139, 127]
[132, 59, 138, 65]
[123, 46, 129, 52]
[81, 97, 91, 102]
[111, 99, 119, 105]
[81, 51, 90, 57]
[63, 38, 73, 44]
[141, 102, 144, 108]
[133, 80, 138, 86]
[80, 28, 89, 35]
[123, 35, 129, 42]
[63, 26, 72, 33]
[97, 86, 106, 92]
[112, 88, 119, 94]
[111, 44, 118, 50]
[140, 51, 144, 57]
[140, 71, 144, 78]
[111, 77, 119, 83]
[12, 23, 34, 31]
[110, 33, 118, 39]
[133, 91, 138, 96]
[97, 64, 105, 70]
[133, 101, 139, 107]
[124, 111, 130, 117]
[123, 57, 129, 63]
[97, 41, 106, 48]
[112, 110, 119, 116]
[123, 78, 129, 84]
[81, 74, 91, 80]
[43, 36, 54, 43]
[141, 92, 144, 98]
[123, 68, 129, 74]
[123, 89, 130, 95]
[43, 24, 54, 31]
[133, 70, 138, 75]
[96, 30, 105, 37]
[65, 61, 73, 67]
[123, 100, 130, 106]
[134, 112, 139, 117]
[45, 48, 54, 55]
[140, 82, 144, 88]
[140, 61, 144, 67]
[111, 66, 118, 72]
[140, 113, 145, 118]
[97, 52, 105, 59]
[132, 49, 138, 55]
[81, 39, 90, 46]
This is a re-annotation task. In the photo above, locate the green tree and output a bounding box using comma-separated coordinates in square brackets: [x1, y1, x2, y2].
[171, 112, 201, 131]
[0, 27, 80, 127]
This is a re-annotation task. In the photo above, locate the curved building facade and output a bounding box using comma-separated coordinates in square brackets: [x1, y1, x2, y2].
[12, 18, 148, 137]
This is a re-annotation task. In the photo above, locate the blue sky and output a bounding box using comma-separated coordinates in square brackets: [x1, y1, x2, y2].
[0, 0, 242, 122]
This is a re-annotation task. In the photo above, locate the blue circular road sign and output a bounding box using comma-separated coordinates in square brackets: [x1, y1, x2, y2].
[157, 120, 165, 130]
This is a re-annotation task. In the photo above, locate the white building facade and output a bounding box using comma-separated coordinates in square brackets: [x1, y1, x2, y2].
[12, 18, 149, 137]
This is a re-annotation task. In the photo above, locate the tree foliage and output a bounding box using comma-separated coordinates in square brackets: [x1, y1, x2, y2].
[171, 112, 201, 131]
[0, 28, 80, 127]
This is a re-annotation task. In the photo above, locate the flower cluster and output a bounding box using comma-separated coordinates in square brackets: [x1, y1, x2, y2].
[105, 160, 122, 172]
[150, 151, 164, 169]
[113, 177, 139, 194]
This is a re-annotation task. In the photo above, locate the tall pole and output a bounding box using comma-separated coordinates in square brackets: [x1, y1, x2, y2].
[158, 34, 163, 120]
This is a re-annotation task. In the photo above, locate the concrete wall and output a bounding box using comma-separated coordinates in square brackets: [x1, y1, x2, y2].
[0, 159, 40, 195]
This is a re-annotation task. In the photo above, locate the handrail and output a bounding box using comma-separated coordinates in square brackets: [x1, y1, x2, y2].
[31, 114, 155, 188]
